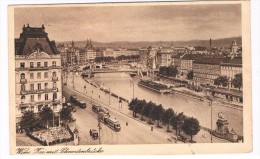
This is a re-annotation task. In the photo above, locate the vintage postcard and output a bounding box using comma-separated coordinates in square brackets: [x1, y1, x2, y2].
[9, 0, 252, 155]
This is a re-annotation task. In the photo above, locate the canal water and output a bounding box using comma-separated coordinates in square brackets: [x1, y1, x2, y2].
[93, 72, 243, 136]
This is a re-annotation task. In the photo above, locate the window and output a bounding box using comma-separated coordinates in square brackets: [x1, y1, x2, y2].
[52, 72, 57, 77]
[52, 61, 57, 67]
[31, 106, 34, 111]
[30, 84, 34, 91]
[44, 72, 48, 78]
[38, 94, 41, 101]
[38, 105, 43, 112]
[38, 83, 41, 90]
[53, 93, 57, 100]
[30, 62, 34, 68]
[45, 94, 48, 100]
[37, 62, 41, 67]
[21, 84, 25, 91]
[31, 95, 34, 102]
[53, 82, 57, 88]
[20, 62, 25, 68]
[44, 62, 48, 67]
[44, 83, 48, 89]
[20, 73, 25, 79]
[30, 73, 34, 79]
[37, 72, 41, 79]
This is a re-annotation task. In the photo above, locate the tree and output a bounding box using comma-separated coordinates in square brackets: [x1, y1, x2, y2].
[182, 117, 200, 141]
[232, 73, 242, 91]
[20, 110, 39, 132]
[214, 76, 228, 87]
[60, 107, 72, 123]
[142, 101, 154, 122]
[39, 106, 54, 128]
[151, 104, 164, 127]
[167, 65, 178, 77]
[159, 66, 168, 76]
[187, 70, 193, 80]
[171, 112, 186, 135]
[161, 108, 174, 132]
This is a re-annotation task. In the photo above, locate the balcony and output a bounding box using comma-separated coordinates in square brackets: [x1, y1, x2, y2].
[52, 77, 58, 81]
[52, 87, 58, 92]
[20, 88, 58, 95]
[20, 79, 27, 84]
[29, 66, 50, 71]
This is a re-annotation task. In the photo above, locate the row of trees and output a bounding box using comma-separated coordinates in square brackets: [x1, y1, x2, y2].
[159, 65, 179, 77]
[129, 98, 200, 141]
[19, 106, 73, 132]
[214, 73, 242, 90]
[94, 55, 140, 62]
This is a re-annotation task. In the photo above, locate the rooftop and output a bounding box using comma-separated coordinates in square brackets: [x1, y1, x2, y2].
[15, 24, 59, 55]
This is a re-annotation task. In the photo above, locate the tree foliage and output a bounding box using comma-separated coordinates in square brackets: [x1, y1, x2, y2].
[159, 65, 178, 77]
[60, 107, 72, 122]
[214, 76, 228, 87]
[161, 108, 174, 131]
[151, 104, 164, 127]
[182, 117, 200, 141]
[187, 70, 194, 80]
[171, 112, 186, 135]
[20, 110, 39, 132]
[39, 106, 54, 128]
[232, 73, 242, 91]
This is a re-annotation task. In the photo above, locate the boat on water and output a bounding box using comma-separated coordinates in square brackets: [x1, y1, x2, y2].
[137, 80, 172, 94]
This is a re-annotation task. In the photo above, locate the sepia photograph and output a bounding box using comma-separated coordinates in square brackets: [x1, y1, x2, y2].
[8, 0, 252, 155]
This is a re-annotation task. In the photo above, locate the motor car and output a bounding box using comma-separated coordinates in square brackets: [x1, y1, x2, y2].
[91, 129, 98, 140]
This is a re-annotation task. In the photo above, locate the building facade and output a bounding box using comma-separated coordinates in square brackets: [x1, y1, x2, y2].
[220, 57, 242, 89]
[15, 24, 62, 124]
[193, 58, 228, 85]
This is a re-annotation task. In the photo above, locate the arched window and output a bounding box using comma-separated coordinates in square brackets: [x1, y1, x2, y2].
[52, 72, 57, 77]
[20, 73, 25, 79]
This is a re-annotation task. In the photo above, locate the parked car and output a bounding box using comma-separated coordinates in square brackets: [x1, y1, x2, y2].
[90, 129, 98, 140]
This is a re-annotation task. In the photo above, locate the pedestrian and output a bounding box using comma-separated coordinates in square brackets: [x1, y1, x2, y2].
[126, 122, 128, 126]
[89, 129, 92, 136]
[151, 126, 153, 131]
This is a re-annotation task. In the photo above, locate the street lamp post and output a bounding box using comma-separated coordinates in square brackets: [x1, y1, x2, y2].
[209, 100, 213, 143]
[109, 87, 111, 105]
[73, 72, 75, 90]
[53, 105, 55, 127]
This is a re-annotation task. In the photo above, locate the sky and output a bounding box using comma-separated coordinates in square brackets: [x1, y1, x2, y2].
[14, 3, 242, 42]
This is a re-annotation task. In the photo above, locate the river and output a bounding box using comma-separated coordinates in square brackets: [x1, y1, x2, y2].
[92, 72, 243, 136]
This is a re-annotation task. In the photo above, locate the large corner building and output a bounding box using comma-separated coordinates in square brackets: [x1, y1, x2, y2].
[15, 24, 62, 125]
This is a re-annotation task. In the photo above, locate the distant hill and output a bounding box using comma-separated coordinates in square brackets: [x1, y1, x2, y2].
[57, 36, 241, 49]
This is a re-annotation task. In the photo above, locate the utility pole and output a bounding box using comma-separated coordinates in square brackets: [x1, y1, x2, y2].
[132, 80, 134, 100]
[53, 105, 55, 127]
[73, 72, 75, 90]
[109, 87, 111, 105]
[98, 113, 101, 144]
[209, 101, 213, 143]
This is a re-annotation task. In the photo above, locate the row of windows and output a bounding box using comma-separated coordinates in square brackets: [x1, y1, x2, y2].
[21, 93, 57, 102]
[21, 82, 57, 91]
[20, 61, 57, 68]
[19, 105, 58, 113]
[20, 72, 57, 79]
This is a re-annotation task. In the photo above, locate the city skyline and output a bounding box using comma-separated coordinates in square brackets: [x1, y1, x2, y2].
[14, 3, 241, 43]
